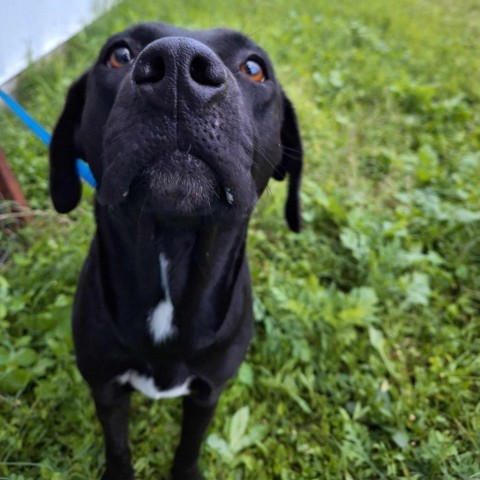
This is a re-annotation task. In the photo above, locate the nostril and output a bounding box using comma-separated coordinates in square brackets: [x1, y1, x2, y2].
[190, 55, 225, 87]
[133, 56, 166, 84]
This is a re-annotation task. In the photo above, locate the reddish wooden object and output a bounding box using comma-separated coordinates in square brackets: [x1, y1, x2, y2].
[0, 148, 28, 207]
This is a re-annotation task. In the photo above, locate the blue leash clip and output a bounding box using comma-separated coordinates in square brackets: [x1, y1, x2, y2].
[0, 89, 97, 188]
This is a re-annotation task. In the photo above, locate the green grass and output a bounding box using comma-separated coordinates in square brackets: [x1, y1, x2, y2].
[1, 0, 480, 478]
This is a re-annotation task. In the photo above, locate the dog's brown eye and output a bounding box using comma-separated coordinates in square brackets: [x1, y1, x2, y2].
[107, 47, 132, 69]
[240, 60, 266, 83]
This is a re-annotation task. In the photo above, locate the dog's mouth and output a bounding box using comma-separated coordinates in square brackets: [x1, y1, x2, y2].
[99, 150, 236, 217]
[142, 151, 234, 214]
[97, 106, 258, 219]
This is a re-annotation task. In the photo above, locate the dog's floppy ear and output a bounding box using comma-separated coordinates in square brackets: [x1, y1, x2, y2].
[49, 72, 88, 213]
[273, 93, 303, 232]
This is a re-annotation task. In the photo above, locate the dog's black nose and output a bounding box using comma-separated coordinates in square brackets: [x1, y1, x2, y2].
[132, 37, 227, 102]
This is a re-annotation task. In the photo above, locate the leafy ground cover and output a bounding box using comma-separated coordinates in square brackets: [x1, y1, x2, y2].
[1, 0, 479, 478]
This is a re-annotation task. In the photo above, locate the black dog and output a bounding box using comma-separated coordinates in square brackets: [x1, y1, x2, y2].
[49, 22, 302, 480]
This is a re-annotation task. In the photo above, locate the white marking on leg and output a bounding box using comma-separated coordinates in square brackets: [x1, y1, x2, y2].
[149, 253, 177, 344]
[116, 370, 192, 400]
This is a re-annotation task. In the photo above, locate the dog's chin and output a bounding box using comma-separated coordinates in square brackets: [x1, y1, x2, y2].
[100, 150, 256, 221]
[132, 152, 221, 218]
[147, 165, 218, 216]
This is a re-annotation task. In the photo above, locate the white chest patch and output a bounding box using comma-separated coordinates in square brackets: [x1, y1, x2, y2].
[117, 370, 192, 400]
[148, 253, 177, 344]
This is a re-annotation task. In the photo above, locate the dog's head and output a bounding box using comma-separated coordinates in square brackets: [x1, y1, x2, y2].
[49, 23, 303, 231]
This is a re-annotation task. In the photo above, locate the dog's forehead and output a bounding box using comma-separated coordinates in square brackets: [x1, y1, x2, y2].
[102, 22, 266, 59]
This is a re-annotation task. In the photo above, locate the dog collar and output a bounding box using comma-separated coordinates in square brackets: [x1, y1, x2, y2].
[0, 89, 97, 188]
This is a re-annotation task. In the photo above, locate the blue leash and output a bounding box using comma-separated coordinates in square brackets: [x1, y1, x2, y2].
[0, 89, 97, 188]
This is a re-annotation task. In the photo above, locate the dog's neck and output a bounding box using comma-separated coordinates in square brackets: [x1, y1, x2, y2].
[94, 205, 249, 354]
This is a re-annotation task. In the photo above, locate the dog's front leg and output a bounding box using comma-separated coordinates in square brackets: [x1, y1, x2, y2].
[171, 395, 218, 480]
[93, 384, 134, 480]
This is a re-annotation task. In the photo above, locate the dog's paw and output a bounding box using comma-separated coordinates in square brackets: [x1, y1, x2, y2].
[102, 474, 134, 480]
[101, 473, 134, 480]
[170, 466, 204, 480]
[101, 465, 135, 480]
